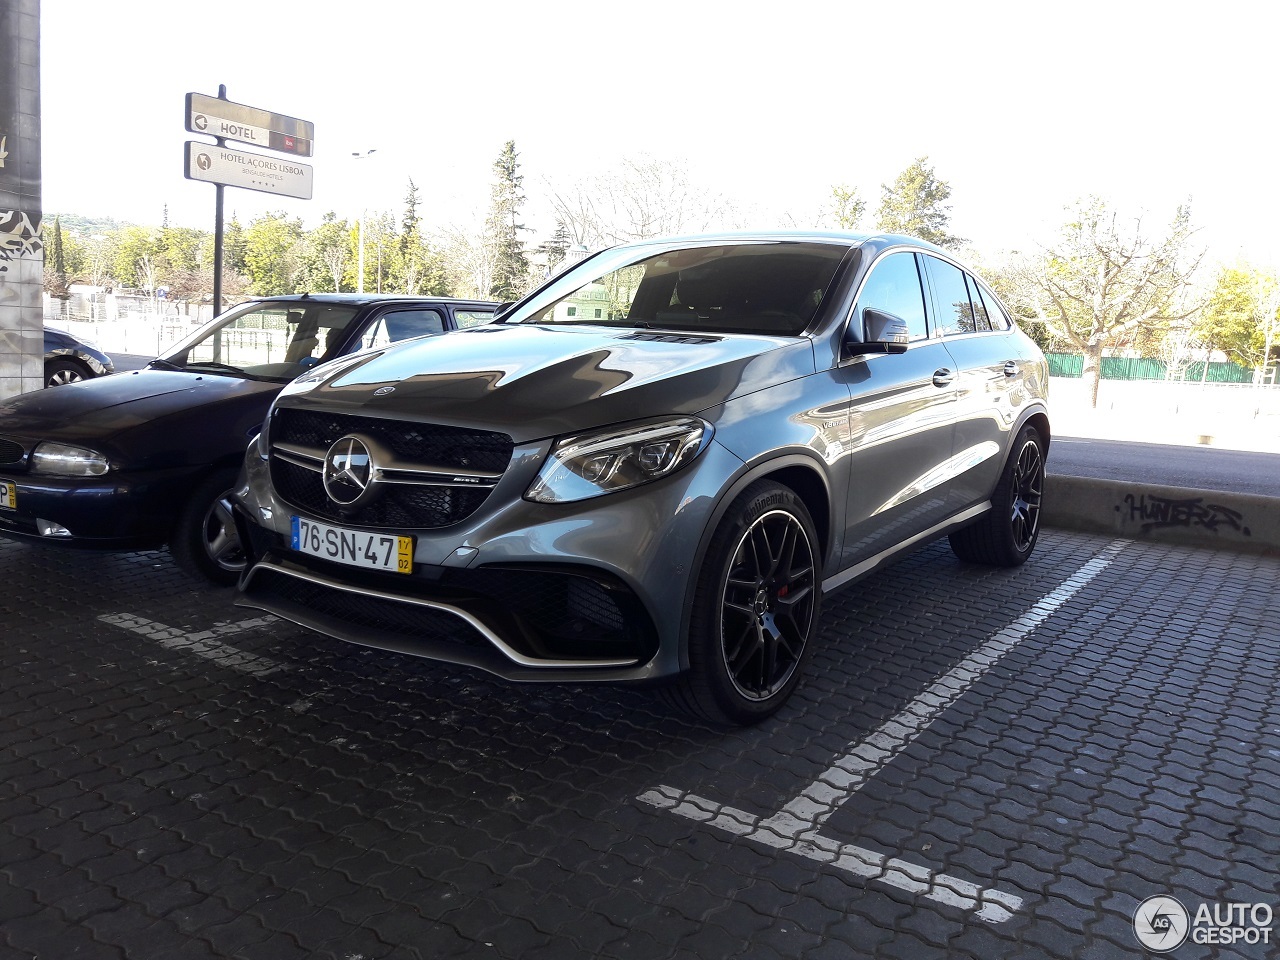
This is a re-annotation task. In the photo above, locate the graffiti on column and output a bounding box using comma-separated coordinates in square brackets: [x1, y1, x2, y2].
[0, 209, 41, 306]
[0, 210, 41, 261]
[1118, 493, 1252, 537]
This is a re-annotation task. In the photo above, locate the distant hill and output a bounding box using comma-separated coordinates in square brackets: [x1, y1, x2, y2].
[43, 213, 141, 236]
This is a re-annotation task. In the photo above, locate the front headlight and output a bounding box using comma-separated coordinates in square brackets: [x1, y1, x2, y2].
[526, 417, 710, 504]
[30, 442, 111, 477]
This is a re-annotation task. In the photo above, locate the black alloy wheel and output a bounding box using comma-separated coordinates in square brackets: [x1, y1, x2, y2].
[1009, 433, 1044, 553]
[719, 508, 818, 702]
[665, 481, 822, 725]
[948, 424, 1045, 567]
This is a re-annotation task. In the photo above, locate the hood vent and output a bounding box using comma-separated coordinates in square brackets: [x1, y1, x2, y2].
[618, 331, 720, 345]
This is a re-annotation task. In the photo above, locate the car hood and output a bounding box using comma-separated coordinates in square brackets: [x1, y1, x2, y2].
[281, 324, 816, 441]
[0, 369, 280, 444]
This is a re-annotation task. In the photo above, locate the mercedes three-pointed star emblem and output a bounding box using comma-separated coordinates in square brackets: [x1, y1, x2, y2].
[322, 435, 375, 506]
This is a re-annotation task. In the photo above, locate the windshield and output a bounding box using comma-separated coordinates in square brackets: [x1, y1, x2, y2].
[512, 241, 851, 336]
[157, 302, 362, 381]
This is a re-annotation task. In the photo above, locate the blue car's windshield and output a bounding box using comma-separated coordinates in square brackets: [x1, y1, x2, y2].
[158, 303, 362, 382]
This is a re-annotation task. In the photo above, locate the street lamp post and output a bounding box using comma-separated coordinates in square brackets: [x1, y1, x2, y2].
[351, 148, 377, 293]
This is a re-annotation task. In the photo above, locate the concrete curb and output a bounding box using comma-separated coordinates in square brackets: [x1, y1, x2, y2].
[1044, 474, 1280, 556]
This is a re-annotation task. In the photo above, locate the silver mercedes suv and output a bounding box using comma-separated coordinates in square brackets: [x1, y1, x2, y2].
[233, 232, 1049, 724]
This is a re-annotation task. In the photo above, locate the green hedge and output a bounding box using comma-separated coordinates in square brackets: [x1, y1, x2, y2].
[1047, 353, 1255, 383]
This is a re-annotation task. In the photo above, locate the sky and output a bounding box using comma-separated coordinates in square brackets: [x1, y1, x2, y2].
[37, 0, 1280, 269]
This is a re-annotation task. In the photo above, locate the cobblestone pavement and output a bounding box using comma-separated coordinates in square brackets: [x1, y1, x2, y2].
[2, 530, 1277, 959]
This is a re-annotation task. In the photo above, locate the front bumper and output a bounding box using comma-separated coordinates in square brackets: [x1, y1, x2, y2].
[0, 469, 189, 549]
[234, 437, 748, 682]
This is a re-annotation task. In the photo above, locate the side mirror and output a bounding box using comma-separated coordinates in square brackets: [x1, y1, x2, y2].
[849, 307, 911, 355]
[493, 301, 515, 321]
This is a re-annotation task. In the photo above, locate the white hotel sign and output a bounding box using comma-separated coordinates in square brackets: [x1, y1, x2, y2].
[184, 142, 313, 200]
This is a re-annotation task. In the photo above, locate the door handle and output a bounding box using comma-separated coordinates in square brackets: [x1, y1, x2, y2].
[932, 368, 955, 387]
[1003, 360, 1019, 377]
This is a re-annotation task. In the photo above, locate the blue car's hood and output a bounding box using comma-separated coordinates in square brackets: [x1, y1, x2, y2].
[0, 369, 280, 449]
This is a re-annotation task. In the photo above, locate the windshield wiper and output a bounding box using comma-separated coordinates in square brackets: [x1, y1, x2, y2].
[184, 361, 245, 375]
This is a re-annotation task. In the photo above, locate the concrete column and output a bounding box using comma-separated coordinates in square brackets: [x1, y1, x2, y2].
[0, 0, 43, 399]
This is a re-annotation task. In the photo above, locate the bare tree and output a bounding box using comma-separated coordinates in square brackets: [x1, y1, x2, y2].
[321, 243, 348, 293]
[436, 224, 497, 300]
[1248, 272, 1280, 384]
[546, 155, 739, 251]
[1156, 317, 1206, 382]
[1007, 198, 1204, 407]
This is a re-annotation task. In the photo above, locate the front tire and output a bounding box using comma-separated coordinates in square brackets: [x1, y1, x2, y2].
[949, 425, 1045, 567]
[170, 470, 245, 586]
[45, 358, 90, 387]
[665, 481, 822, 725]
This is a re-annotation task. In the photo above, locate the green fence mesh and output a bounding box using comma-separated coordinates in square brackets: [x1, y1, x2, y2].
[1046, 354, 1255, 383]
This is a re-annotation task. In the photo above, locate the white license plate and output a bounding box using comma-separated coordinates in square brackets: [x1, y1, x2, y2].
[290, 516, 414, 574]
[0, 480, 15, 510]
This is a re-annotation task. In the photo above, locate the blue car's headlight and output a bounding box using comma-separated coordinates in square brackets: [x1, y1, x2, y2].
[525, 418, 710, 504]
[30, 442, 111, 477]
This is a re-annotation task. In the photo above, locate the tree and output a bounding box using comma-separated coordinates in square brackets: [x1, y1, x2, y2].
[533, 220, 572, 279]
[1250, 273, 1280, 383]
[438, 224, 497, 300]
[547, 155, 738, 250]
[113, 225, 161, 291]
[876, 156, 963, 248]
[1200, 264, 1280, 380]
[293, 212, 352, 292]
[1007, 198, 1204, 407]
[485, 140, 530, 300]
[223, 215, 248, 275]
[828, 185, 866, 230]
[393, 181, 447, 295]
[44, 216, 70, 299]
[242, 212, 304, 296]
[80, 233, 116, 289]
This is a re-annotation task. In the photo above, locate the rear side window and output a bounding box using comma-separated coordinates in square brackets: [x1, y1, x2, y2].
[855, 252, 928, 341]
[965, 275, 992, 332]
[977, 285, 1012, 331]
[353, 309, 446, 352]
[455, 309, 496, 329]
[925, 256, 979, 336]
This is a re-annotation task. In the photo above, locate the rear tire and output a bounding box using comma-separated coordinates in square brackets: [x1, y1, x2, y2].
[949, 425, 1045, 567]
[170, 470, 245, 586]
[662, 481, 822, 725]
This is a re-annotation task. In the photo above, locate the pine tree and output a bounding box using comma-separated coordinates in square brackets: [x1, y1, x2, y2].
[875, 157, 963, 249]
[485, 141, 529, 300]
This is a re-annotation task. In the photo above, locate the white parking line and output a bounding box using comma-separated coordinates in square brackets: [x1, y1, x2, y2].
[98, 613, 286, 677]
[638, 539, 1129, 922]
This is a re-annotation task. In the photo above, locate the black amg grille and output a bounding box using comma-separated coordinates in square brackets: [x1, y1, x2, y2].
[0, 438, 25, 465]
[274, 409, 514, 472]
[272, 461, 493, 528]
[269, 408, 514, 528]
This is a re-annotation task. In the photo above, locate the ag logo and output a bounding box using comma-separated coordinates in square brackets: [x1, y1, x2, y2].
[1134, 895, 1190, 952]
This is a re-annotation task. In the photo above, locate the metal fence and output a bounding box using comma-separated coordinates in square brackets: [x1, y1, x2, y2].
[1046, 353, 1265, 384]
